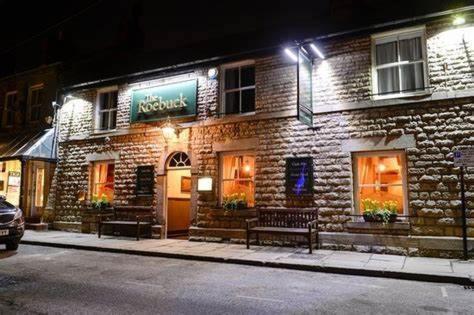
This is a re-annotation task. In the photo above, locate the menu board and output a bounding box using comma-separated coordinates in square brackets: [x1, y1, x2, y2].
[136, 166, 155, 196]
[285, 157, 314, 196]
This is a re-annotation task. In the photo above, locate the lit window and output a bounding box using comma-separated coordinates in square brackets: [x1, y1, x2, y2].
[221, 61, 255, 115]
[29, 86, 43, 122]
[96, 90, 118, 131]
[3, 91, 17, 127]
[220, 153, 255, 207]
[91, 161, 115, 203]
[372, 27, 428, 98]
[353, 151, 406, 214]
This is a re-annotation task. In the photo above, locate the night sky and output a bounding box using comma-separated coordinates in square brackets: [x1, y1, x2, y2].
[0, 0, 472, 78]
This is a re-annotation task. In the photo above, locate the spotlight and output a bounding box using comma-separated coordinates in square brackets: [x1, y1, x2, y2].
[310, 43, 325, 59]
[453, 16, 465, 26]
[284, 48, 298, 62]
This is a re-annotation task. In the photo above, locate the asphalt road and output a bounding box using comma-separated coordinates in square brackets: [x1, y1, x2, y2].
[0, 245, 473, 315]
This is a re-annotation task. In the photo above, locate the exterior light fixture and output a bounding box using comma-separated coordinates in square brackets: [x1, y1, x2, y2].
[207, 68, 218, 79]
[197, 176, 213, 192]
[284, 48, 298, 62]
[378, 164, 386, 172]
[453, 16, 466, 26]
[310, 43, 325, 59]
[161, 117, 176, 141]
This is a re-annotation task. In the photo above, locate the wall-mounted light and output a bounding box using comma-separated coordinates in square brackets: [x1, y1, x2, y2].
[161, 117, 176, 141]
[197, 176, 213, 192]
[453, 16, 466, 26]
[208, 68, 218, 80]
[284, 48, 298, 62]
[310, 43, 325, 59]
[378, 164, 386, 172]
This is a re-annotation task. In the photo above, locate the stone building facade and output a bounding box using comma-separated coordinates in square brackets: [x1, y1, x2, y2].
[50, 13, 474, 257]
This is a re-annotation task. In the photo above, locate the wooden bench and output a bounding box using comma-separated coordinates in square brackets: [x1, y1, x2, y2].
[97, 206, 155, 241]
[246, 208, 319, 253]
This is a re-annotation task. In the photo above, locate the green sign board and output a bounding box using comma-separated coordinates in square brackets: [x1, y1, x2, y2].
[130, 79, 197, 123]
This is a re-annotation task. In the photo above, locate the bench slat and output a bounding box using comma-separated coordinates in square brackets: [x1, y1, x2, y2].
[249, 227, 309, 234]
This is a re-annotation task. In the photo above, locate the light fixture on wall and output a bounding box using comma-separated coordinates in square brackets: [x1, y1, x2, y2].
[243, 159, 251, 173]
[378, 164, 386, 172]
[309, 43, 325, 59]
[197, 176, 213, 192]
[284, 48, 298, 62]
[453, 16, 466, 26]
[207, 68, 218, 80]
[161, 117, 176, 141]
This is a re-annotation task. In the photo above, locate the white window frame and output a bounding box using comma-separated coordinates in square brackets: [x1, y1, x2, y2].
[220, 60, 256, 116]
[28, 84, 44, 122]
[371, 26, 429, 100]
[219, 151, 255, 207]
[95, 86, 118, 132]
[3, 91, 17, 127]
[352, 150, 408, 215]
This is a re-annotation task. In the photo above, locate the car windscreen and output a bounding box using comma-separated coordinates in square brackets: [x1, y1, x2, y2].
[0, 200, 14, 210]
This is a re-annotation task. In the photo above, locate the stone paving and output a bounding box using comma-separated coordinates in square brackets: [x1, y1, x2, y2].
[20, 230, 474, 283]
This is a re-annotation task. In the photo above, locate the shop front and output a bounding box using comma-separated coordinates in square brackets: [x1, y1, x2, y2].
[0, 129, 56, 223]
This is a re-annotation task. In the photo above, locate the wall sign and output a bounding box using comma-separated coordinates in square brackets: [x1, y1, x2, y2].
[136, 166, 155, 196]
[130, 79, 197, 123]
[286, 157, 314, 196]
[454, 149, 474, 167]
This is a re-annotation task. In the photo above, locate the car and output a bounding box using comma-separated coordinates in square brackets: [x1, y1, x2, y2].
[0, 196, 25, 250]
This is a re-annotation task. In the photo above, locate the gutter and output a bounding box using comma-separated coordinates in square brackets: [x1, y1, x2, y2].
[62, 5, 474, 92]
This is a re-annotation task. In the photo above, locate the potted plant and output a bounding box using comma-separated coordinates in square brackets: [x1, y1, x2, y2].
[222, 193, 248, 211]
[361, 199, 398, 224]
[91, 194, 111, 211]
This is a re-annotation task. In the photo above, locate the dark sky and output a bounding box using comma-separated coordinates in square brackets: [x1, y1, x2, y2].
[0, 0, 472, 77]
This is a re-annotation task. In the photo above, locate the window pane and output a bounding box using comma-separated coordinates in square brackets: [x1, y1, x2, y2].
[400, 63, 424, 92]
[31, 107, 40, 121]
[225, 91, 240, 114]
[100, 112, 109, 130]
[110, 91, 118, 109]
[357, 154, 404, 214]
[221, 154, 255, 208]
[376, 41, 398, 65]
[92, 162, 114, 202]
[399, 37, 422, 61]
[225, 68, 239, 89]
[110, 111, 117, 129]
[241, 89, 255, 113]
[241, 65, 255, 87]
[377, 67, 400, 94]
[99, 93, 109, 110]
[222, 181, 255, 207]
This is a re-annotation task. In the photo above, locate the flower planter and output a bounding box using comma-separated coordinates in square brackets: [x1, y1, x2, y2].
[363, 213, 397, 223]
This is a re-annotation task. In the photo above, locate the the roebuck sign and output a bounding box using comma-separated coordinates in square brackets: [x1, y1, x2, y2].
[130, 79, 197, 123]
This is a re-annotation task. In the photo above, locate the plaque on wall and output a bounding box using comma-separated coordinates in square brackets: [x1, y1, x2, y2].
[136, 166, 155, 196]
[286, 157, 314, 196]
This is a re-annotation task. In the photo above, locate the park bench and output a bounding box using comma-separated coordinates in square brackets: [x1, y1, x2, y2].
[98, 206, 155, 241]
[246, 208, 319, 253]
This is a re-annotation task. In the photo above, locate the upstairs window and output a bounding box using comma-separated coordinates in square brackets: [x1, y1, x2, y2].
[372, 27, 428, 98]
[96, 89, 118, 131]
[3, 91, 17, 127]
[221, 61, 255, 115]
[28, 86, 43, 122]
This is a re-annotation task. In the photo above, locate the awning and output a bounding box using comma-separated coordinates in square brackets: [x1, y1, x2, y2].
[0, 129, 56, 161]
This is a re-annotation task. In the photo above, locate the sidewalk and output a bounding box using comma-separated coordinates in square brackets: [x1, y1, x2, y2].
[21, 230, 474, 285]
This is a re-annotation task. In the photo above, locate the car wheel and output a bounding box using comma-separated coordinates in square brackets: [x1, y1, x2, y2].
[5, 240, 19, 251]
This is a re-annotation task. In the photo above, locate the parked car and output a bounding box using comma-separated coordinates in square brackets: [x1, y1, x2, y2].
[0, 196, 25, 250]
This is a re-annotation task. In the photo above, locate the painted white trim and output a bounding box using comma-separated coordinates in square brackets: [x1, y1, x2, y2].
[352, 150, 408, 215]
[219, 60, 255, 115]
[85, 151, 120, 162]
[27, 84, 44, 123]
[94, 88, 118, 133]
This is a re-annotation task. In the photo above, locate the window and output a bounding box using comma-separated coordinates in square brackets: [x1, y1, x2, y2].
[372, 27, 428, 98]
[96, 90, 118, 131]
[28, 86, 43, 122]
[220, 153, 255, 207]
[3, 91, 17, 127]
[221, 61, 255, 115]
[353, 151, 407, 215]
[91, 161, 115, 202]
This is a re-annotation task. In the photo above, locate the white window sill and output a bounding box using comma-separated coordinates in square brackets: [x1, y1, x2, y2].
[372, 90, 431, 101]
[218, 111, 256, 119]
[93, 129, 117, 136]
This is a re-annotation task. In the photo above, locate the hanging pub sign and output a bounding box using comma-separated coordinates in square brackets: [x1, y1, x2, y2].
[135, 165, 155, 196]
[130, 79, 197, 123]
[297, 48, 313, 127]
[286, 157, 314, 196]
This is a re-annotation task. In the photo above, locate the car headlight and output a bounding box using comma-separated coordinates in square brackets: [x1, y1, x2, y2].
[13, 209, 24, 224]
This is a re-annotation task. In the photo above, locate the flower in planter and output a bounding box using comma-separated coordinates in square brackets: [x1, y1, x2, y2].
[222, 193, 248, 211]
[91, 194, 111, 211]
[361, 198, 398, 224]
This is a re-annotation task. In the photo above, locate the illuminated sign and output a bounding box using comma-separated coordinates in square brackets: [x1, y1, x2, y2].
[130, 79, 197, 123]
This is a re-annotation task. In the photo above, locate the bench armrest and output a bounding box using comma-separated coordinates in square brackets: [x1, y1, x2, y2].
[308, 219, 318, 229]
[246, 217, 259, 229]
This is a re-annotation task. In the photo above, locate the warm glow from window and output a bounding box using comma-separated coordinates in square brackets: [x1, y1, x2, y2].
[91, 161, 115, 203]
[355, 152, 405, 214]
[221, 154, 255, 207]
[0, 160, 21, 206]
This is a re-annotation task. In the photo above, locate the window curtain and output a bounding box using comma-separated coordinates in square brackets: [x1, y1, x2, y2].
[376, 42, 399, 94]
